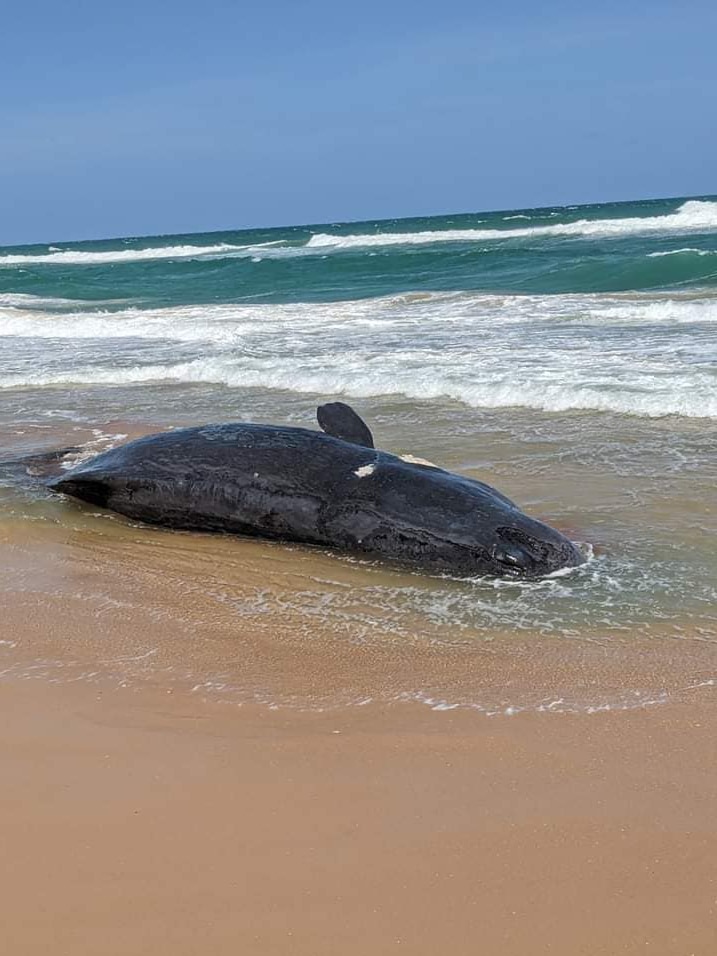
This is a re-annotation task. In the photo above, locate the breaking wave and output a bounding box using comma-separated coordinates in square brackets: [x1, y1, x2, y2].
[1, 288, 715, 419]
[2, 202, 716, 269]
[0, 292, 128, 309]
[0, 241, 279, 266]
[2, 290, 717, 344]
[307, 200, 717, 249]
[2, 353, 715, 419]
[647, 247, 717, 258]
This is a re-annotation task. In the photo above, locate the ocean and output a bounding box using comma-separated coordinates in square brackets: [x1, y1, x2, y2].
[1, 195, 716, 713]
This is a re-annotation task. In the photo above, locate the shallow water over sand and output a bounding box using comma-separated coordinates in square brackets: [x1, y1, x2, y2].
[1, 390, 715, 713]
[2, 197, 716, 710]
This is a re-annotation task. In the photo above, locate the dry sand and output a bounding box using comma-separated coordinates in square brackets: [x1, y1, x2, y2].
[2, 676, 716, 956]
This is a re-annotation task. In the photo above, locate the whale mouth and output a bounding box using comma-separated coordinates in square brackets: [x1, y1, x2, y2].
[50, 475, 112, 509]
[494, 526, 582, 576]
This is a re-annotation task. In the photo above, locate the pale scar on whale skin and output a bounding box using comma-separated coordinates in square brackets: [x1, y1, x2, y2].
[398, 453, 439, 469]
[354, 456, 438, 479]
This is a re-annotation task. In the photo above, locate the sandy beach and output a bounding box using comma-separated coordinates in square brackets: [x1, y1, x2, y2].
[2, 518, 716, 955]
[1, 412, 716, 953]
[3, 0, 716, 945]
[2, 674, 716, 956]
[1, 194, 715, 955]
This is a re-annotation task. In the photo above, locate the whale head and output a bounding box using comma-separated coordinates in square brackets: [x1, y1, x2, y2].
[488, 512, 584, 577]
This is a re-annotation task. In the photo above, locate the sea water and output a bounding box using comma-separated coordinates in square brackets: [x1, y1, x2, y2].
[0, 196, 715, 711]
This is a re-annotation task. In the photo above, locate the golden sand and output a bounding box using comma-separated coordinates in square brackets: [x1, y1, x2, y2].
[1, 423, 716, 955]
[1, 677, 716, 956]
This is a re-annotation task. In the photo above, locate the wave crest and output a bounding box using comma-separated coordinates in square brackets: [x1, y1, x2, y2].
[3, 351, 715, 420]
[0, 292, 108, 309]
[307, 200, 717, 249]
[3, 290, 716, 344]
[0, 241, 278, 266]
[647, 247, 716, 258]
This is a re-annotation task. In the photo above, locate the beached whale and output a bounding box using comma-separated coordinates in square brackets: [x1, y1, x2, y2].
[49, 403, 583, 578]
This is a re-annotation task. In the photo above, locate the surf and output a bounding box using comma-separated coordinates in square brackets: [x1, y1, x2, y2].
[0, 241, 281, 266]
[306, 200, 717, 249]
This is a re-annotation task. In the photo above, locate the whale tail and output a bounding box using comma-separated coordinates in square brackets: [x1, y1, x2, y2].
[0, 446, 83, 480]
[317, 402, 374, 448]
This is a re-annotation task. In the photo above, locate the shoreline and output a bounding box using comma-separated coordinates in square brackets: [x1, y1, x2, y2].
[2, 530, 716, 716]
[1, 358, 715, 955]
[2, 675, 716, 955]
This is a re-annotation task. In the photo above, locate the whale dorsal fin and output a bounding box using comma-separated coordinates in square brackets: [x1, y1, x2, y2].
[317, 402, 375, 449]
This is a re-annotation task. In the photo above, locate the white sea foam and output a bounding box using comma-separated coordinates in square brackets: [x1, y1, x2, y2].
[0, 292, 131, 310]
[2, 289, 715, 419]
[0, 241, 277, 266]
[401, 688, 671, 716]
[647, 247, 716, 257]
[2, 290, 716, 345]
[2, 352, 715, 419]
[0, 293, 99, 309]
[56, 430, 129, 470]
[307, 200, 717, 249]
[0, 302, 292, 343]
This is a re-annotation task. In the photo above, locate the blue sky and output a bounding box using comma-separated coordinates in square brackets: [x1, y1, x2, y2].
[2, 0, 715, 244]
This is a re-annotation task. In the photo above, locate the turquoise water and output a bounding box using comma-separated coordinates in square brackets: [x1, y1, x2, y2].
[2, 195, 717, 417]
[3, 196, 717, 309]
[0, 195, 715, 710]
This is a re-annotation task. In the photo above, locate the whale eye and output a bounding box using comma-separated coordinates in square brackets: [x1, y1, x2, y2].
[493, 542, 532, 571]
[495, 525, 582, 576]
[496, 527, 551, 563]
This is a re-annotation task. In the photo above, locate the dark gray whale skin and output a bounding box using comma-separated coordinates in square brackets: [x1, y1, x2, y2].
[49, 422, 583, 578]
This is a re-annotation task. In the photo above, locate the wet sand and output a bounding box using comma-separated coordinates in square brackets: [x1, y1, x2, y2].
[2, 520, 716, 954]
[1, 412, 716, 954]
[2, 676, 716, 956]
[2, 513, 716, 715]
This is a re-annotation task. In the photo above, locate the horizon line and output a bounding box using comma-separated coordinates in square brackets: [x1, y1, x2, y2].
[3, 191, 714, 251]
